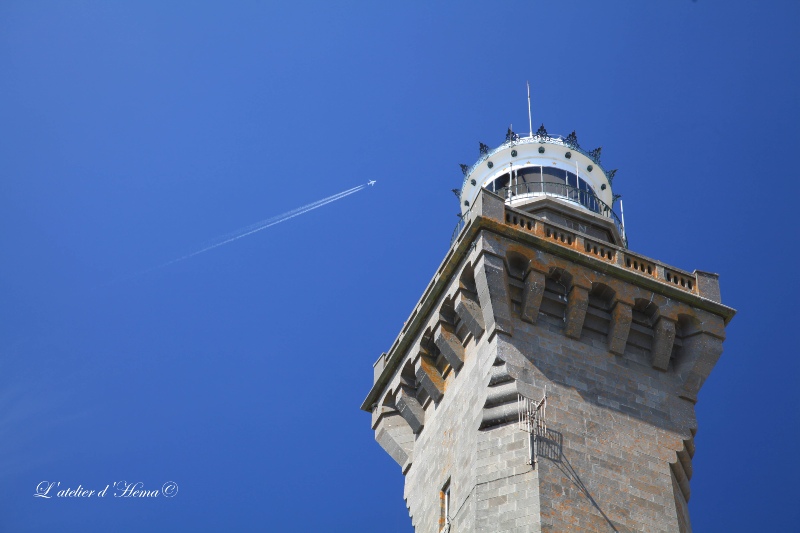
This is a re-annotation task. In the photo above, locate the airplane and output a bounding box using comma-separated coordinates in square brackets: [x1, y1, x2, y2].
[368, 180, 376, 186]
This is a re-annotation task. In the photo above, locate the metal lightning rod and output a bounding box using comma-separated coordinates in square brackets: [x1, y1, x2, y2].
[527, 81, 533, 138]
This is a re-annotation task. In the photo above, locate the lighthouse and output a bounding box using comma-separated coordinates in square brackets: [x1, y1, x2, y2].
[363, 123, 734, 532]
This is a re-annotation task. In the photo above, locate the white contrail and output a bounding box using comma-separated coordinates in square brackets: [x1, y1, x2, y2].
[124, 183, 369, 279]
[194, 183, 366, 249]
[161, 184, 366, 267]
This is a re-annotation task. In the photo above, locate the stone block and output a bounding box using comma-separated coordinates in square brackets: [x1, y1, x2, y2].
[694, 270, 721, 303]
[607, 301, 632, 355]
[373, 352, 387, 384]
[474, 252, 514, 338]
[396, 387, 425, 434]
[415, 353, 445, 403]
[676, 332, 724, 402]
[652, 317, 677, 370]
[435, 322, 465, 371]
[455, 291, 486, 340]
[374, 411, 414, 467]
[564, 285, 589, 339]
[472, 188, 506, 224]
[521, 269, 546, 324]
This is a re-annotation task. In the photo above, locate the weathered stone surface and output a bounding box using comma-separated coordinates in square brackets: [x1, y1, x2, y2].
[676, 332, 724, 402]
[396, 387, 425, 434]
[694, 270, 721, 303]
[608, 300, 632, 355]
[474, 252, 514, 338]
[521, 269, 546, 324]
[373, 352, 387, 384]
[469, 187, 506, 224]
[434, 323, 465, 371]
[415, 352, 445, 403]
[652, 317, 677, 370]
[374, 411, 414, 468]
[564, 284, 589, 339]
[454, 291, 485, 340]
[671, 467, 692, 533]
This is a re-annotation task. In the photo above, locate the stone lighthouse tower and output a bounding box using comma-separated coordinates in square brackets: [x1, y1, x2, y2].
[362, 125, 735, 532]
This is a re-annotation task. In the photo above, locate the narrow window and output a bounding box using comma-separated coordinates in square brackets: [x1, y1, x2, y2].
[440, 480, 451, 530]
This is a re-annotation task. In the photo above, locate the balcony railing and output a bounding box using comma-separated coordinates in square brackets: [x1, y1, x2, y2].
[502, 181, 623, 237]
[451, 215, 467, 245]
[451, 183, 626, 247]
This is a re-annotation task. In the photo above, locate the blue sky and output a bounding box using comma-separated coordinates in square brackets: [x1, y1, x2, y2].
[1, 1, 798, 531]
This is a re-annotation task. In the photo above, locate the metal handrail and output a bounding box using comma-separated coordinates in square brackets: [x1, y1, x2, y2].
[450, 183, 627, 248]
[504, 181, 625, 242]
[451, 216, 467, 245]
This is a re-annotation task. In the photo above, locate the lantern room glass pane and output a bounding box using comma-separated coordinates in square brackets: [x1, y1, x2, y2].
[567, 171, 578, 188]
[542, 166, 566, 184]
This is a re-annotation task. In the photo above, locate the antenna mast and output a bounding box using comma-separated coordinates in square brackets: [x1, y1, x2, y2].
[518, 393, 547, 467]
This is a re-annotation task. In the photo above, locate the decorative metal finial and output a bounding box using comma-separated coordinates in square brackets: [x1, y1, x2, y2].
[589, 146, 602, 164]
[479, 142, 490, 155]
[612, 193, 622, 204]
[451, 189, 461, 199]
[535, 123, 549, 141]
[506, 126, 519, 144]
[460, 164, 470, 176]
[565, 131, 579, 149]
[606, 169, 617, 184]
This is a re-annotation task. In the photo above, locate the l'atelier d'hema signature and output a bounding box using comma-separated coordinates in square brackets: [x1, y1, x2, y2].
[34, 480, 178, 499]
